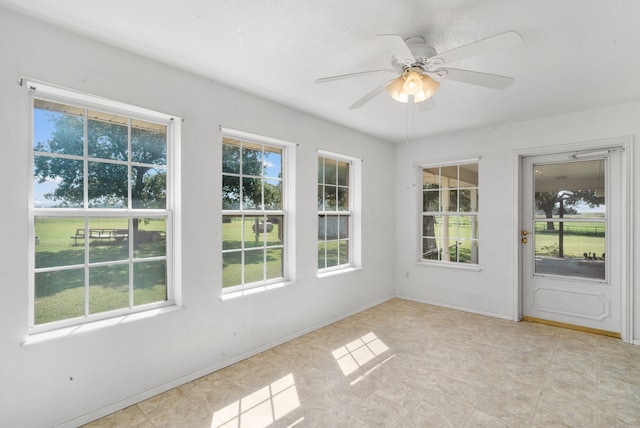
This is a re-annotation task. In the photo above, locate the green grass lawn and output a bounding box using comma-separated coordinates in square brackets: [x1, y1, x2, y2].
[534, 221, 605, 258]
[34, 217, 167, 324]
[222, 216, 283, 287]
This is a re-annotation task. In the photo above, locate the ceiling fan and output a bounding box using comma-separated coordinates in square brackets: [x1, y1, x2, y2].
[316, 31, 524, 110]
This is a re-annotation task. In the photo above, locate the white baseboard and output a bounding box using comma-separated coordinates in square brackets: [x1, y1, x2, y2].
[57, 294, 394, 428]
[394, 294, 514, 321]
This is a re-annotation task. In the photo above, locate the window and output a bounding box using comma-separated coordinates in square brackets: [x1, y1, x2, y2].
[420, 162, 479, 264]
[28, 81, 179, 332]
[221, 131, 294, 292]
[317, 152, 360, 273]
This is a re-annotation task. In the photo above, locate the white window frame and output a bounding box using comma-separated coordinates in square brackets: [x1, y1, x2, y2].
[26, 80, 181, 334]
[418, 159, 479, 266]
[221, 128, 296, 295]
[317, 150, 362, 275]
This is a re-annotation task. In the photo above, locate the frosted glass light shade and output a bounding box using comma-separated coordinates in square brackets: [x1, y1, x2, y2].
[386, 72, 440, 104]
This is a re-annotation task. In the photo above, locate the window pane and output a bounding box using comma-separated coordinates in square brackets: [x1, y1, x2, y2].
[244, 216, 266, 248]
[339, 240, 349, 265]
[422, 237, 440, 260]
[88, 112, 128, 161]
[35, 217, 85, 268]
[337, 161, 349, 186]
[441, 166, 459, 188]
[242, 142, 263, 177]
[326, 242, 339, 268]
[133, 217, 166, 259]
[459, 189, 474, 212]
[266, 215, 283, 247]
[222, 251, 242, 288]
[223, 215, 243, 250]
[326, 216, 339, 239]
[325, 159, 337, 185]
[318, 215, 326, 240]
[222, 139, 241, 174]
[264, 179, 282, 210]
[534, 221, 605, 280]
[448, 189, 458, 212]
[266, 248, 283, 280]
[244, 249, 265, 284]
[422, 215, 436, 238]
[88, 161, 128, 208]
[89, 218, 129, 264]
[318, 185, 324, 209]
[242, 177, 262, 210]
[89, 264, 129, 314]
[534, 160, 605, 220]
[423, 168, 440, 189]
[317, 243, 326, 269]
[263, 146, 282, 178]
[423, 190, 439, 212]
[131, 167, 166, 209]
[33, 100, 84, 156]
[134, 260, 167, 305]
[459, 163, 478, 187]
[339, 216, 349, 239]
[33, 157, 84, 208]
[222, 175, 240, 210]
[131, 119, 167, 166]
[34, 268, 85, 324]
[318, 157, 324, 183]
[324, 185, 337, 210]
[338, 187, 349, 211]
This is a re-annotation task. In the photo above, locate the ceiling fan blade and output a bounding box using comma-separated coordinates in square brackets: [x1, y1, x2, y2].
[316, 69, 395, 84]
[376, 34, 415, 63]
[436, 68, 515, 90]
[348, 81, 390, 110]
[431, 31, 523, 65]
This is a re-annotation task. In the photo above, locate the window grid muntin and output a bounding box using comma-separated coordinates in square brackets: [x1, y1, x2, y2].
[420, 163, 479, 265]
[30, 90, 174, 332]
[222, 135, 288, 291]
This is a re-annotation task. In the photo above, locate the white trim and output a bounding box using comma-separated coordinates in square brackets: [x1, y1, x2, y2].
[415, 156, 482, 169]
[27, 82, 181, 334]
[56, 295, 394, 428]
[220, 130, 297, 293]
[396, 294, 513, 321]
[513, 136, 634, 342]
[22, 78, 177, 122]
[316, 151, 363, 271]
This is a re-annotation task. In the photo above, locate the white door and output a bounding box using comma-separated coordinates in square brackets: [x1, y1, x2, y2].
[521, 149, 623, 334]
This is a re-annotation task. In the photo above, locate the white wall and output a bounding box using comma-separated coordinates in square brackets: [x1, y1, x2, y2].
[0, 8, 395, 427]
[394, 102, 639, 339]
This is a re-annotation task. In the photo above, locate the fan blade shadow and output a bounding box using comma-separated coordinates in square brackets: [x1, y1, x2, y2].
[432, 31, 523, 65]
[316, 69, 395, 84]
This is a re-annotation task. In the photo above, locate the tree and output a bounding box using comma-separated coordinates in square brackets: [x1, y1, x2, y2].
[34, 112, 167, 247]
[535, 189, 604, 230]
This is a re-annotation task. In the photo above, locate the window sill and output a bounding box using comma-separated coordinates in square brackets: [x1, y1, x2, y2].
[414, 261, 482, 272]
[22, 305, 183, 346]
[220, 281, 295, 301]
[317, 266, 362, 278]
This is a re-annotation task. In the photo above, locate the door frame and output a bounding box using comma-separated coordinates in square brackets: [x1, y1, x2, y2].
[513, 136, 634, 343]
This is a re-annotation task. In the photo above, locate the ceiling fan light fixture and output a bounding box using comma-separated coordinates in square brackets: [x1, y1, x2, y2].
[402, 70, 423, 95]
[413, 74, 440, 102]
[385, 76, 409, 103]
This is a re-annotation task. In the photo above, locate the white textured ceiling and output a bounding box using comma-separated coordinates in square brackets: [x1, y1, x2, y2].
[3, 0, 640, 143]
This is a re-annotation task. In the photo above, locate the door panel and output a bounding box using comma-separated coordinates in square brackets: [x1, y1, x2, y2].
[521, 150, 621, 333]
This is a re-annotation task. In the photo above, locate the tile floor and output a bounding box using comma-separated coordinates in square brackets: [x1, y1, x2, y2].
[84, 298, 640, 427]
